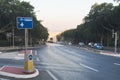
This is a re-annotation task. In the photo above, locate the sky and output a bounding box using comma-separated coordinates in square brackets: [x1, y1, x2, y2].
[23, 0, 116, 37]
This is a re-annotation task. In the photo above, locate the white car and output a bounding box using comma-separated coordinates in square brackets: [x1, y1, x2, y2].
[68, 42, 72, 45]
[79, 42, 85, 46]
[88, 42, 94, 48]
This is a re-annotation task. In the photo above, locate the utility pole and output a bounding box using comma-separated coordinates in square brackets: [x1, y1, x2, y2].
[112, 30, 118, 53]
[114, 32, 118, 53]
[12, 27, 14, 48]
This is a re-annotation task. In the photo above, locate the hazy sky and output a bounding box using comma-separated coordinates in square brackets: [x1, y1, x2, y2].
[23, 0, 116, 37]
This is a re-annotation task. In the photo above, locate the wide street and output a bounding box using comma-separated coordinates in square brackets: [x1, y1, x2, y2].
[0, 43, 120, 80]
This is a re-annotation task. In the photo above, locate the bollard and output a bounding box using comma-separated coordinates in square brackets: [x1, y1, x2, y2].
[24, 50, 34, 73]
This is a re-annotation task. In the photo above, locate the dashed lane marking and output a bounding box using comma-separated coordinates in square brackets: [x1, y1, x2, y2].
[35, 51, 37, 55]
[0, 78, 9, 80]
[35, 50, 40, 61]
[79, 63, 99, 72]
[37, 57, 40, 61]
[46, 70, 58, 80]
[114, 63, 120, 66]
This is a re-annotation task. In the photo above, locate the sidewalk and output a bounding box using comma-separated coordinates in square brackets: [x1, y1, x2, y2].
[68, 44, 120, 58]
[0, 46, 41, 52]
[0, 46, 19, 51]
[84, 46, 120, 58]
[0, 46, 25, 53]
[100, 50, 120, 58]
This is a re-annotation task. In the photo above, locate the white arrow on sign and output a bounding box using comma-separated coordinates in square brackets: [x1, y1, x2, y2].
[20, 22, 24, 27]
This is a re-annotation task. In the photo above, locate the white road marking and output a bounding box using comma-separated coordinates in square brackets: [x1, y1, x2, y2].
[39, 62, 80, 68]
[79, 63, 99, 72]
[35, 51, 37, 55]
[57, 48, 99, 72]
[48, 43, 63, 47]
[37, 57, 40, 61]
[0, 78, 9, 80]
[46, 70, 58, 80]
[114, 63, 120, 66]
[34, 50, 39, 61]
[14, 56, 24, 60]
[0, 66, 5, 70]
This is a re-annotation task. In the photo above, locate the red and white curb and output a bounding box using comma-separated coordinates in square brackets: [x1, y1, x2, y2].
[0, 66, 39, 79]
[100, 52, 120, 57]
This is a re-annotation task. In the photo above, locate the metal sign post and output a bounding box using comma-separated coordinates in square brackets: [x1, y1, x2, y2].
[25, 29, 28, 52]
[17, 17, 34, 73]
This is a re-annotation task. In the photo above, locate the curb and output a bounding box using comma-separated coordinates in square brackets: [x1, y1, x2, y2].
[82, 47, 120, 58]
[100, 52, 120, 57]
[0, 66, 39, 79]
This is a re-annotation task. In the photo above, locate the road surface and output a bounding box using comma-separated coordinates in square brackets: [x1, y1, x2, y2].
[0, 43, 120, 80]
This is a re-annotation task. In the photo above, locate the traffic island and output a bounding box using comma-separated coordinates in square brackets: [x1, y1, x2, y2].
[0, 66, 39, 78]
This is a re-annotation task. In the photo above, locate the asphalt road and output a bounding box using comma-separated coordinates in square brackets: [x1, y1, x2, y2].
[0, 43, 120, 80]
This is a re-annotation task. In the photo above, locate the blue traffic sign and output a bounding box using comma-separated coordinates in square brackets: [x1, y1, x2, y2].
[29, 55, 32, 60]
[17, 17, 33, 29]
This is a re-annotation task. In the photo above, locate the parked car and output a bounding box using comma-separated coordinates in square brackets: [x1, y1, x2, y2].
[79, 42, 85, 47]
[88, 42, 94, 48]
[94, 43, 103, 50]
[68, 42, 72, 45]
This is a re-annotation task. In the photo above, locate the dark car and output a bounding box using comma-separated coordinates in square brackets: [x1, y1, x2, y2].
[94, 43, 103, 50]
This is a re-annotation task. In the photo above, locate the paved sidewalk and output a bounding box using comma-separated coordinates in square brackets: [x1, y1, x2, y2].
[69, 44, 120, 58]
[84, 46, 120, 58]
[0, 46, 39, 52]
[0, 47, 20, 51]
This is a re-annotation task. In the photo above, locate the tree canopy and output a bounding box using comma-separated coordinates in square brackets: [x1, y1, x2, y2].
[58, 2, 120, 47]
[114, 0, 120, 2]
[0, 0, 49, 45]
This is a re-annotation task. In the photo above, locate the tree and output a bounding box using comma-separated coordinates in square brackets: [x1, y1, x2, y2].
[56, 35, 62, 41]
[83, 3, 115, 46]
[114, 0, 120, 2]
[0, 0, 49, 46]
[58, 2, 120, 47]
[61, 29, 77, 43]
